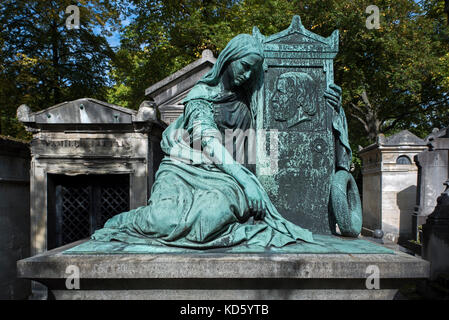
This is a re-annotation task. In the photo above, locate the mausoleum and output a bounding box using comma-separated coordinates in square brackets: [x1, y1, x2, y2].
[359, 130, 427, 242]
[17, 98, 165, 256]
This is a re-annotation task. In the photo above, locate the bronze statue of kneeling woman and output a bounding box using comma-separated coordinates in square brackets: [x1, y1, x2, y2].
[92, 34, 316, 249]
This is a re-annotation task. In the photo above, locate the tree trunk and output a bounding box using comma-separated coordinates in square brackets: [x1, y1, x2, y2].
[348, 90, 381, 142]
[50, 19, 60, 105]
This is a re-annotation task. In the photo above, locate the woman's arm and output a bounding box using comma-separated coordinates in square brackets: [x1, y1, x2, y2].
[185, 99, 267, 219]
[202, 137, 267, 219]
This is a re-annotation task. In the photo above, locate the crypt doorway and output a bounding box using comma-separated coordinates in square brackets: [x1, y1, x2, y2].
[47, 174, 130, 249]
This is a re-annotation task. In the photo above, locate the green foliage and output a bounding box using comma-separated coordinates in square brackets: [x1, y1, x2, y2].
[108, 0, 449, 152]
[295, 1, 448, 144]
[0, 0, 125, 139]
[106, 0, 302, 109]
[1, 0, 447, 150]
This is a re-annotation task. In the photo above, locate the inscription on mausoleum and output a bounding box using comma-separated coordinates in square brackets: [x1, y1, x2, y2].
[37, 139, 132, 150]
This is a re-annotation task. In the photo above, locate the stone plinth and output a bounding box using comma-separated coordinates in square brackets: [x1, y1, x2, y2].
[17, 240, 429, 300]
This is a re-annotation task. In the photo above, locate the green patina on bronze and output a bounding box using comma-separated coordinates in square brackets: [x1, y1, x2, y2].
[85, 16, 366, 253]
[66, 234, 393, 254]
[92, 32, 316, 249]
[253, 16, 359, 235]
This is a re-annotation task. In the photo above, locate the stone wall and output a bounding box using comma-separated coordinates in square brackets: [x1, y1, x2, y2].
[0, 136, 31, 299]
[381, 169, 418, 240]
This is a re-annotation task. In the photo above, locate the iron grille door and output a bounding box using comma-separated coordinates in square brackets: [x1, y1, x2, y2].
[56, 184, 92, 246]
[98, 185, 129, 229]
[50, 174, 130, 248]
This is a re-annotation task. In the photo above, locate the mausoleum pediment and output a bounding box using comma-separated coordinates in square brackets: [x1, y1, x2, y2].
[17, 98, 162, 132]
[32, 98, 134, 124]
[383, 130, 426, 146]
[145, 50, 216, 106]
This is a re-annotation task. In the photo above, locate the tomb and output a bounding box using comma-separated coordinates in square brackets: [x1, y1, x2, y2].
[359, 130, 428, 242]
[413, 127, 449, 237]
[17, 17, 429, 300]
[17, 98, 165, 255]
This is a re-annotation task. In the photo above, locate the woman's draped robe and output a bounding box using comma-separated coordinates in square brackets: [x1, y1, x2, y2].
[92, 94, 315, 248]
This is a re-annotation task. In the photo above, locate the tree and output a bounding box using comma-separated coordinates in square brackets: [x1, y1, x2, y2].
[3, 0, 446, 146]
[445, 0, 449, 24]
[109, 0, 448, 150]
[294, 0, 449, 146]
[0, 0, 125, 139]
[107, 0, 301, 109]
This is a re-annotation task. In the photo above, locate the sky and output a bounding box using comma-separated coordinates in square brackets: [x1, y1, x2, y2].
[92, 12, 136, 48]
[108, 14, 136, 47]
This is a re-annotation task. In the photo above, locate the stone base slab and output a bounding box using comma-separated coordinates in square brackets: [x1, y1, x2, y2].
[50, 289, 400, 300]
[17, 240, 429, 300]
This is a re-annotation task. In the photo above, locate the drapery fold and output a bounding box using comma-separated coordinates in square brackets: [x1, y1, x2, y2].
[92, 33, 316, 249]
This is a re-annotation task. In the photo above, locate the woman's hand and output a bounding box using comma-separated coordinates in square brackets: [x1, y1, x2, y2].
[226, 164, 268, 220]
[204, 137, 268, 220]
[324, 83, 342, 113]
[242, 178, 267, 220]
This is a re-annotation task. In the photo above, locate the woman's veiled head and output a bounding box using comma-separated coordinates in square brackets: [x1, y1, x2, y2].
[202, 33, 264, 87]
[224, 53, 263, 88]
[184, 34, 264, 104]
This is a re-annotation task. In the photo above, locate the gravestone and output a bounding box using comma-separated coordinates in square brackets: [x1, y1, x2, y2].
[254, 16, 339, 234]
[422, 180, 449, 281]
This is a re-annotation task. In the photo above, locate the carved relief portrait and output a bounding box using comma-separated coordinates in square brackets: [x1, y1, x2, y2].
[271, 72, 317, 128]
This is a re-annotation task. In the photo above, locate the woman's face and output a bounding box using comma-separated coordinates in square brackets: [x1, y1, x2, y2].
[226, 53, 262, 88]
